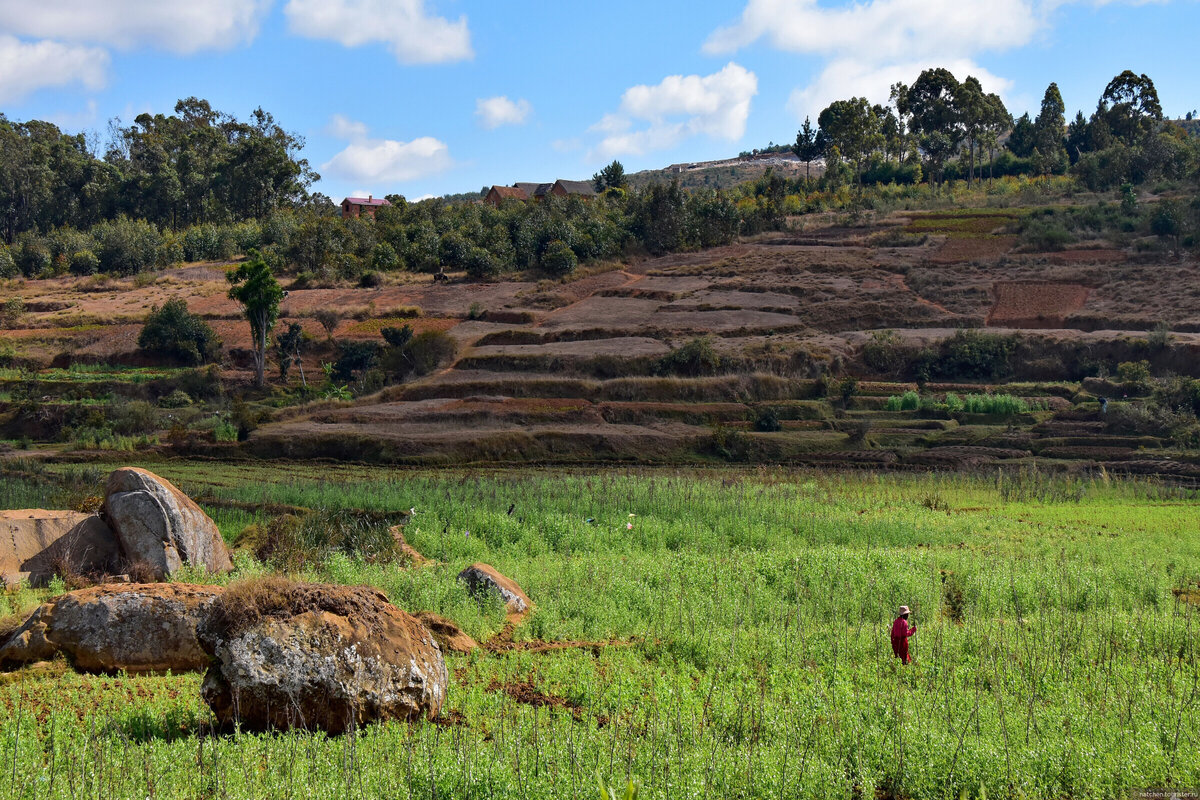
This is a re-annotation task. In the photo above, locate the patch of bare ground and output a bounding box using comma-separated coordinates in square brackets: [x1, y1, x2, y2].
[987, 281, 1091, 328]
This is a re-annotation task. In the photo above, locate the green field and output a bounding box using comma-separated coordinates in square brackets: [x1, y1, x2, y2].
[0, 462, 1198, 799]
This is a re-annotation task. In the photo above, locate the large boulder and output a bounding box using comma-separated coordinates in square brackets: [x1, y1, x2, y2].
[198, 579, 447, 733]
[104, 467, 233, 579]
[457, 563, 532, 615]
[0, 510, 121, 586]
[0, 583, 223, 673]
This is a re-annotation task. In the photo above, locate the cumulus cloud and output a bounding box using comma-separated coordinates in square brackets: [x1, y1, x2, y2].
[285, 0, 472, 64]
[0, 35, 108, 104]
[591, 62, 758, 159]
[321, 116, 453, 184]
[475, 96, 531, 129]
[704, 0, 1039, 117]
[325, 113, 370, 140]
[0, 0, 271, 53]
[788, 58, 1014, 121]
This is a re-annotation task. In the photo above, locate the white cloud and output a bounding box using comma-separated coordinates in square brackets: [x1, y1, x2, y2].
[475, 96, 531, 129]
[591, 63, 758, 159]
[325, 113, 370, 140]
[705, 0, 1043, 118]
[284, 0, 472, 64]
[788, 58, 1014, 121]
[321, 116, 453, 184]
[0, 35, 108, 104]
[0, 0, 271, 53]
[705, 0, 1038, 63]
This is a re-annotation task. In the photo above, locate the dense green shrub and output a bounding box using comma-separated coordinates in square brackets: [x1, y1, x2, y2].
[69, 250, 99, 276]
[383, 330, 457, 379]
[92, 217, 162, 275]
[885, 390, 921, 411]
[959, 393, 1030, 414]
[753, 407, 783, 432]
[540, 239, 578, 276]
[0, 245, 14, 278]
[464, 247, 497, 279]
[137, 298, 221, 365]
[331, 340, 379, 382]
[656, 336, 722, 377]
[939, 330, 1017, 380]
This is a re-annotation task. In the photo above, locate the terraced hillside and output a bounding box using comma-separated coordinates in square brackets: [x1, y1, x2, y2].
[241, 211, 1200, 475]
[1, 208, 1197, 474]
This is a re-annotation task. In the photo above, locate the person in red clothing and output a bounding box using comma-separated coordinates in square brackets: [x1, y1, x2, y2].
[891, 605, 917, 663]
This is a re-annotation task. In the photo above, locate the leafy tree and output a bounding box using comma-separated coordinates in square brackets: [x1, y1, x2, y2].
[331, 340, 378, 383]
[905, 68, 964, 184]
[792, 116, 828, 182]
[817, 98, 882, 183]
[380, 324, 413, 348]
[314, 309, 341, 339]
[592, 160, 627, 192]
[630, 181, 686, 255]
[1007, 113, 1036, 158]
[137, 297, 221, 365]
[1033, 82, 1068, 173]
[955, 77, 988, 184]
[227, 250, 285, 387]
[979, 92, 1012, 178]
[1099, 70, 1162, 145]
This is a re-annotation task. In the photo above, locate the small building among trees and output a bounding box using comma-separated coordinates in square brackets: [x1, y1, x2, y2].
[484, 186, 529, 206]
[551, 179, 598, 199]
[484, 180, 597, 207]
[340, 196, 391, 219]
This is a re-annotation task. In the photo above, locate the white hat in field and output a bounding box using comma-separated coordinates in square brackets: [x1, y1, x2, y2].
[898, 605, 910, 616]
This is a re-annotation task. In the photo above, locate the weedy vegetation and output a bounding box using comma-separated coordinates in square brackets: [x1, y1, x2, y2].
[0, 463, 1196, 799]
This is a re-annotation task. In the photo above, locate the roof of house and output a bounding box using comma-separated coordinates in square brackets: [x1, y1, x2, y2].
[553, 179, 598, 196]
[514, 182, 552, 197]
[343, 196, 391, 207]
[487, 185, 529, 201]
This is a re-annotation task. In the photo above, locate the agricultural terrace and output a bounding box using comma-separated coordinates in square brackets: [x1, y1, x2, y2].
[0, 462, 1197, 799]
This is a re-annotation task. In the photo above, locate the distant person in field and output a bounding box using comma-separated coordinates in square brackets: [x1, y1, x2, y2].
[891, 605, 917, 664]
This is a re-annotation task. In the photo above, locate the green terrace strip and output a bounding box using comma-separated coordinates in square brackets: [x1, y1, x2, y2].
[0, 464, 1197, 798]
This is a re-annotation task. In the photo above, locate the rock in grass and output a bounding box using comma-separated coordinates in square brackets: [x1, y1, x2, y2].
[198, 578, 447, 733]
[104, 467, 233, 579]
[457, 563, 532, 614]
[0, 509, 122, 585]
[0, 583, 223, 673]
[415, 611, 478, 653]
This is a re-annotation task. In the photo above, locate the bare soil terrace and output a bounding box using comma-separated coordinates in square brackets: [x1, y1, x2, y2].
[3, 209, 1199, 472]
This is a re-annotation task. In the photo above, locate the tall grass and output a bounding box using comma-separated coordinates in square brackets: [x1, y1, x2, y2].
[0, 463, 1196, 799]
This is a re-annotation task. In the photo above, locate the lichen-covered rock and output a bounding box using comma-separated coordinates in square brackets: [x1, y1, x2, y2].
[457, 563, 532, 614]
[0, 583, 223, 673]
[104, 467, 233, 579]
[415, 611, 478, 653]
[0, 510, 121, 584]
[198, 579, 446, 733]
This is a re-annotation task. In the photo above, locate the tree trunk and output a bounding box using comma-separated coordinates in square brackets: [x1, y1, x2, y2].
[254, 311, 267, 388]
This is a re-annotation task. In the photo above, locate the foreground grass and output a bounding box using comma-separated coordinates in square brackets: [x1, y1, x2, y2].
[0, 464, 1198, 799]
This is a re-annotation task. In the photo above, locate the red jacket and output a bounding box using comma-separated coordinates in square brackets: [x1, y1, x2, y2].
[891, 617, 915, 663]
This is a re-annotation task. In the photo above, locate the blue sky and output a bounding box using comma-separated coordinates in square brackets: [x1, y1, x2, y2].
[1, 0, 1197, 201]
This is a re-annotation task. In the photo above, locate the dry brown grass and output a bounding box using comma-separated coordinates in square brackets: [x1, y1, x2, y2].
[208, 576, 393, 637]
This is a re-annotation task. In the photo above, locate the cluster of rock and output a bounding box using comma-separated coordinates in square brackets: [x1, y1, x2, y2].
[1, 467, 233, 587]
[0, 483, 534, 733]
